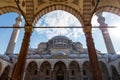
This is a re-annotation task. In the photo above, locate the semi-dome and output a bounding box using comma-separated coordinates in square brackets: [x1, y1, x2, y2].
[68, 54, 78, 58]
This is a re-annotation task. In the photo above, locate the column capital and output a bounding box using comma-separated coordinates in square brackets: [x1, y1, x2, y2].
[83, 25, 92, 33]
[24, 25, 33, 33]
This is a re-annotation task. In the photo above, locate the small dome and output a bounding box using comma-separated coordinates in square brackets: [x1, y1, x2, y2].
[7, 54, 18, 59]
[69, 54, 78, 58]
[0, 55, 10, 61]
[28, 54, 41, 59]
[80, 53, 89, 58]
[102, 54, 109, 58]
[97, 53, 102, 58]
[42, 54, 52, 58]
[109, 54, 120, 60]
[56, 51, 66, 56]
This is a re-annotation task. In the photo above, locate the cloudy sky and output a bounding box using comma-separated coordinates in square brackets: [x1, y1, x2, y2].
[0, 10, 120, 54]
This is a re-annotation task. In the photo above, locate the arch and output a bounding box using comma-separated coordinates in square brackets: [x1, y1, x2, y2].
[33, 4, 83, 26]
[95, 6, 120, 16]
[99, 61, 109, 80]
[111, 65, 120, 80]
[0, 6, 21, 15]
[82, 61, 93, 80]
[0, 65, 10, 80]
[40, 60, 51, 67]
[69, 61, 80, 71]
[53, 60, 68, 69]
[40, 61, 51, 80]
[24, 61, 38, 80]
[26, 60, 38, 69]
[53, 61, 67, 80]
[69, 61, 80, 80]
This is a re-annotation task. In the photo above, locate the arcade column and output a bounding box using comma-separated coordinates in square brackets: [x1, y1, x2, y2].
[83, 24, 102, 80]
[11, 26, 33, 80]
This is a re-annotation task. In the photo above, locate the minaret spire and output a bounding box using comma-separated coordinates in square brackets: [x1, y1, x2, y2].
[5, 14, 22, 54]
[97, 13, 116, 54]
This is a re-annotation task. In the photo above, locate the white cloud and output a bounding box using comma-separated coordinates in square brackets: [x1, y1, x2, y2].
[117, 51, 120, 54]
[91, 15, 99, 27]
[35, 10, 83, 40]
[35, 11, 120, 41]
[102, 12, 120, 40]
[34, 11, 120, 53]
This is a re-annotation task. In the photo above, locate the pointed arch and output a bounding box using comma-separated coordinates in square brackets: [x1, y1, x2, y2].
[69, 61, 80, 80]
[82, 61, 93, 80]
[33, 4, 83, 26]
[96, 6, 120, 16]
[0, 65, 10, 80]
[24, 61, 38, 80]
[40, 61, 51, 80]
[53, 61, 67, 80]
[69, 61, 80, 70]
[0, 6, 21, 16]
[99, 61, 109, 80]
[111, 65, 120, 80]
[53, 61, 67, 70]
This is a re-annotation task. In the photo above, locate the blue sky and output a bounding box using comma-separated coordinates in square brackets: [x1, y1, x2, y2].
[0, 10, 120, 54]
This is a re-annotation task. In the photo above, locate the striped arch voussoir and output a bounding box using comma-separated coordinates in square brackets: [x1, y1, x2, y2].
[33, 4, 83, 26]
[0, 6, 21, 16]
[95, 5, 120, 16]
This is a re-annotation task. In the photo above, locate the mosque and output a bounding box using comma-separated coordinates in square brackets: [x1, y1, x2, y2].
[0, 28, 120, 80]
[0, 0, 120, 80]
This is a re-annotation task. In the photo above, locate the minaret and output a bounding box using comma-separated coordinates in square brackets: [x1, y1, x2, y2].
[5, 15, 22, 54]
[97, 13, 116, 54]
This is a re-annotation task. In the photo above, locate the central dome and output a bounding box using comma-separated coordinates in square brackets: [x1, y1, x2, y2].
[50, 35, 70, 40]
[48, 35, 72, 49]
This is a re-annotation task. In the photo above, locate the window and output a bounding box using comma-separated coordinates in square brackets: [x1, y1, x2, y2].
[34, 70, 37, 75]
[72, 70, 75, 75]
[83, 70, 86, 75]
[46, 70, 49, 75]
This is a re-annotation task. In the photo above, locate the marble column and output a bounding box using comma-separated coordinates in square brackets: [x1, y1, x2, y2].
[66, 69, 69, 80]
[22, 70, 26, 80]
[11, 26, 33, 80]
[97, 13, 116, 54]
[5, 15, 22, 54]
[51, 69, 54, 80]
[80, 65, 83, 80]
[83, 24, 102, 80]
